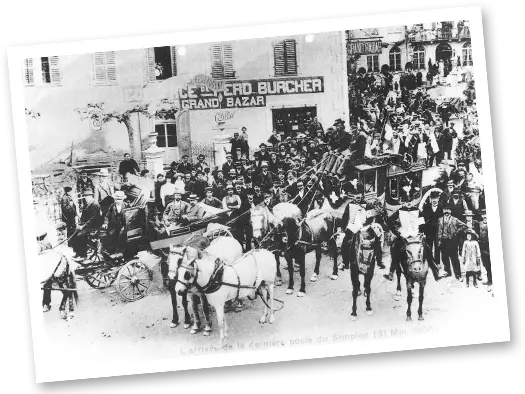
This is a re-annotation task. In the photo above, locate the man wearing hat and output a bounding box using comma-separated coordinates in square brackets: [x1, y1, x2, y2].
[177, 154, 193, 174]
[183, 194, 206, 225]
[94, 168, 115, 217]
[222, 184, 241, 214]
[478, 210, 492, 290]
[201, 186, 222, 209]
[162, 189, 191, 232]
[437, 203, 468, 280]
[118, 153, 141, 180]
[60, 186, 78, 247]
[196, 154, 209, 171]
[449, 188, 468, 219]
[222, 153, 234, 176]
[71, 190, 103, 260]
[106, 191, 129, 255]
[256, 162, 274, 190]
[230, 131, 246, 161]
[419, 190, 447, 280]
[257, 143, 271, 166]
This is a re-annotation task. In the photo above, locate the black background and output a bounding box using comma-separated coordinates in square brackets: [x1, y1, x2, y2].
[4, 0, 512, 384]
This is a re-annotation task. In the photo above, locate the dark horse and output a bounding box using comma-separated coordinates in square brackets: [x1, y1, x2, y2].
[39, 247, 79, 320]
[349, 225, 379, 320]
[165, 234, 213, 335]
[280, 212, 336, 297]
[392, 233, 429, 321]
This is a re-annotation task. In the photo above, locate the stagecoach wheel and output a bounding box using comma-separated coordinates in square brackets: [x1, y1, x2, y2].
[84, 270, 118, 289]
[116, 260, 152, 302]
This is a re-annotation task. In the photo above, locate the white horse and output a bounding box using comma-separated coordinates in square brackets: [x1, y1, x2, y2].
[175, 249, 277, 347]
[168, 237, 243, 334]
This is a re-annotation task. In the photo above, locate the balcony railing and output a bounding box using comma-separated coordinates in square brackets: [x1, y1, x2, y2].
[408, 27, 471, 42]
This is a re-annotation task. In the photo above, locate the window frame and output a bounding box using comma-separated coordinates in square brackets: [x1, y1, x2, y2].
[462, 42, 473, 66]
[411, 44, 426, 70]
[389, 46, 402, 71]
[154, 121, 178, 149]
[147, 46, 178, 83]
[366, 54, 380, 73]
[273, 39, 298, 77]
[23, 58, 34, 86]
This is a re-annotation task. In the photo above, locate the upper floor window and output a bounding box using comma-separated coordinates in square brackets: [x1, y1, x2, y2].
[389, 46, 402, 71]
[155, 122, 177, 148]
[211, 43, 235, 79]
[274, 39, 298, 76]
[93, 51, 117, 85]
[23, 56, 61, 86]
[147, 46, 177, 82]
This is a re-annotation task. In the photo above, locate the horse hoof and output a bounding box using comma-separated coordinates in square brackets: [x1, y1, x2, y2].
[338, 263, 344, 270]
[276, 278, 283, 286]
[43, 305, 51, 313]
[259, 317, 267, 324]
[406, 316, 412, 322]
[183, 323, 191, 329]
[297, 292, 306, 298]
[203, 330, 211, 337]
[269, 315, 275, 324]
[169, 322, 179, 328]
[366, 310, 373, 316]
[285, 289, 293, 295]
[331, 275, 338, 280]
[310, 274, 318, 282]
[393, 295, 401, 301]
[418, 316, 424, 321]
[350, 315, 357, 321]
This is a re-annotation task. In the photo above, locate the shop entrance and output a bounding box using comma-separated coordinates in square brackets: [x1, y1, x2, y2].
[435, 42, 453, 63]
[271, 106, 317, 138]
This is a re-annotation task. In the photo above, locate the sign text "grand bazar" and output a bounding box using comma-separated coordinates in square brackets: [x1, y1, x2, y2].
[179, 76, 324, 110]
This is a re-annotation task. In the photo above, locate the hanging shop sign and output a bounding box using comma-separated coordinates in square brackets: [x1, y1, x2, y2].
[179, 76, 324, 110]
[347, 39, 382, 55]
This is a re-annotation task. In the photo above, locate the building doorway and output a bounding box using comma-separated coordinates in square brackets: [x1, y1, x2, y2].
[271, 106, 317, 138]
[436, 42, 453, 63]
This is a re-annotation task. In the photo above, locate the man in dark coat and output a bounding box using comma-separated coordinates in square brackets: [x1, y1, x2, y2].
[255, 162, 273, 190]
[437, 203, 467, 280]
[106, 191, 129, 255]
[60, 186, 77, 246]
[71, 190, 102, 260]
[420, 191, 446, 280]
[230, 132, 244, 161]
[201, 186, 222, 209]
[176, 155, 193, 174]
[222, 153, 234, 176]
[76, 171, 95, 212]
[118, 153, 140, 180]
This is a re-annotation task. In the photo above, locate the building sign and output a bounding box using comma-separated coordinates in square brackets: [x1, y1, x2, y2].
[90, 109, 103, 131]
[214, 110, 236, 124]
[179, 76, 324, 110]
[348, 39, 382, 55]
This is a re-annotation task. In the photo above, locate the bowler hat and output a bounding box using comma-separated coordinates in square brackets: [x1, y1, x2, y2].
[189, 193, 198, 200]
[114, 190, 126, 200]
[464, 210, 474, 217]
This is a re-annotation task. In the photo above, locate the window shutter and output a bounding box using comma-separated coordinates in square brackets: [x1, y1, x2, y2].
[49, 56, 61, 84]
[284, 39, 297, 75]
[105, 51, 117, 83]
[222, 44, 234, 78]
[274, 41, 286, 76]
[170, 46, 177, 77]
[147, 48, 156, 82]
[93, 52, 106, 83]
[24, 58, 34, 85]
[211, 44, 224, 79]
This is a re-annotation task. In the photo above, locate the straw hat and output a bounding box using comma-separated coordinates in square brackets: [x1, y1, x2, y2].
[114, 190, 126, 201]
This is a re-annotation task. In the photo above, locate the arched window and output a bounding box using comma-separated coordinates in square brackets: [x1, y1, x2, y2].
[412, 44, 425, 70]
[462, 42, 473, 66]
[389, 46, 402, 71]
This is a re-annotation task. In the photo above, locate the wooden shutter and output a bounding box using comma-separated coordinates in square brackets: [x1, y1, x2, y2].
[284, 39, 297, 75]
[211, 44, 224, 79]
[49, 56, 61, 84]
[93, 52, 106, 83]
[222, 44, 234, 78]
[170, 46, 177, 77]
[24, 58, 34, 85]
[147, 48, 156, 82]
[274, 41, 286, 76]
[105, 51, 117, 83]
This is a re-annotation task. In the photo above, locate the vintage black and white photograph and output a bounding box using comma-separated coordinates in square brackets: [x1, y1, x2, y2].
[7, 7, 509, 383]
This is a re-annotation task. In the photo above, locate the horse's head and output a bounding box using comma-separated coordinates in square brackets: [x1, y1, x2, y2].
[280, 217, 299, 246]
[403, 234, 427, 276]
[174, 255, 200, 296]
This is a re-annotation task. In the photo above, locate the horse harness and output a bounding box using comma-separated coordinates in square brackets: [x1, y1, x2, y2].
[177, 250, 260, 304]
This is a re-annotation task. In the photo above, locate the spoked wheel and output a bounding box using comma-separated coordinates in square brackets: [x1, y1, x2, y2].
[84, 269, 118, 289]
[116, 259, 152, 302]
